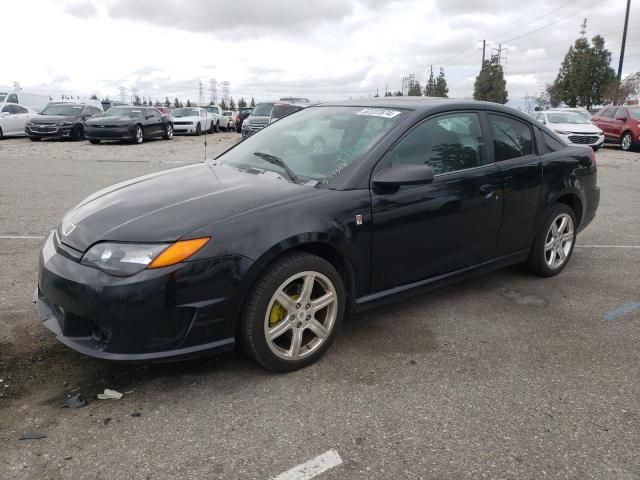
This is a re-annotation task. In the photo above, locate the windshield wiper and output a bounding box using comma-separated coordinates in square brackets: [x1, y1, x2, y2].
[253, 152, 299, 184]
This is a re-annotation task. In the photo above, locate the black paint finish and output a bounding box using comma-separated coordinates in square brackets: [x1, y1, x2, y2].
[36, 98, 600, 361]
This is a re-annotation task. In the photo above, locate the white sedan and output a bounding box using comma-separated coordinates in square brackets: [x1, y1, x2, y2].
[532, 110, 604, 150]
[0, 103, 36, 139]
[171, 107, 215, 135]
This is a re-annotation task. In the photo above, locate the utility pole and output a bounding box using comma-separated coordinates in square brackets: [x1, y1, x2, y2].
[481, 39, 486, 67]
[617, 0, 632, 80]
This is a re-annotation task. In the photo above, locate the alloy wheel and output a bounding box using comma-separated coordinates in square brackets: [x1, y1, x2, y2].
[264, 271, 338, 361]
[166, 124, 173, 139]
[621, 133, 632, 151]
[544, 213, 574, 269]
[136, 126, 143, 144]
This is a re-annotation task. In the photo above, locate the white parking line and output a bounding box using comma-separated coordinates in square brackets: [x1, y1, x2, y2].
[575, 245, 640, 249]
[0, 235, 45, 240]
[273, 450, 342, 480]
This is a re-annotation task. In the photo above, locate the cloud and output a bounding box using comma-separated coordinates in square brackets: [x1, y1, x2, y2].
[64, 0, 97, 19]
[104, 0, 353, 35]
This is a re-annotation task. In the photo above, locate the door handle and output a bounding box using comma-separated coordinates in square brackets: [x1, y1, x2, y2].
[480, 184, 500, 199]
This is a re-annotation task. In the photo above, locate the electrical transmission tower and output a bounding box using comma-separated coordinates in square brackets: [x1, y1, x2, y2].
[130, 88, 138, 104]
[209, 79, 217, 104]
[198, 80, 204, 106]
[491, 43, 508, 67]
[118, 86, 127, 104]
[221, 81, 230, 101]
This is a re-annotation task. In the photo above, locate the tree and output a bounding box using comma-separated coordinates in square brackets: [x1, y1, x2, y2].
[173, 97, 181, 109]
[250, 97, 255, 107]
[435, 67, 449, 97]
[133, 95, 141, 106]
[219, 98, 227, 110]
[407, 80, 422, 96]
[424, 66, 437, 96]
[473, 58, 508, 104]
[142, 100, 148, 106]
[604, 72, 640, 105]
[551, 19, 616, 109]
[393, 90, 403, 96]
[238, 97, 247, 108]
[229, 97, 236, 110]
[186, 99, 192, 107]
[90, 93, 98, 100]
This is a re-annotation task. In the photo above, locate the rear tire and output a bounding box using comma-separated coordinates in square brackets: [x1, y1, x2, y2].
[241, 252, 345, 372]
[89, 139, 101, 145]
[74, 125, 84, 141]
[208, 121, 215, 134]
[526, 204, 576, 277]
[29, 137, 41, 142]
[0, 127, 3, 140]
[133, 125, 144, 144]
[214, 121, 219, 133]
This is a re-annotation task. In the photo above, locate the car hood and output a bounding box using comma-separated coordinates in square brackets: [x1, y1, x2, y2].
[172, 116, 201, 121]
[550, 123, 601, 134]
[31, 115, 80, 124]
[87, 115, 136, 125]
[59, 162, 313, 252]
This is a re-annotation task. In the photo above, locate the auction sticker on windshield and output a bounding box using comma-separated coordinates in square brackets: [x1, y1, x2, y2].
[356, 108, 401, 118]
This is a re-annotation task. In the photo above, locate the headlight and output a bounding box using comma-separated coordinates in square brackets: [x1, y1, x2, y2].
[26, 122, 33, 127]
[554, 130, 570, 135]
[80, 238, 209, 276]
[57, 121, 73, 127]
[598, 130, 604, 135]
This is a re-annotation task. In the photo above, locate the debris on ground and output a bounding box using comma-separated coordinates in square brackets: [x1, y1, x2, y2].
[19, 432, 47, 441]
[62, 393, 87, 409]
[131, 412, 142, 417]
[97, 389, 123, 400]
[103, 417, 111, 426]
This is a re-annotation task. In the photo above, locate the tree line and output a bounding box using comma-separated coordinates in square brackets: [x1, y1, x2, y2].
[100, 95, 257, 110]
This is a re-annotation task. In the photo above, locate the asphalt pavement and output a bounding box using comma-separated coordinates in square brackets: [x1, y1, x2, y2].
[0, 135, 638, 480]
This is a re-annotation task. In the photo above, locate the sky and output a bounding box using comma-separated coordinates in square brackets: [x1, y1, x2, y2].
[1, 0, 638, 106]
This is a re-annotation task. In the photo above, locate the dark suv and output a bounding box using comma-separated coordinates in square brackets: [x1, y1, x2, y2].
[235, 107, 253, 133]
[591, 105, 640, 151]
[26, 102, 102, 141]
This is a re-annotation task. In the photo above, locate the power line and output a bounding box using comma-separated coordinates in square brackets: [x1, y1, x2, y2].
[489, 0, 580, 39]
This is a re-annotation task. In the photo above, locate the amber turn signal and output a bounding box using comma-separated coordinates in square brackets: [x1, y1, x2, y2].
[148, 237, 210, 269]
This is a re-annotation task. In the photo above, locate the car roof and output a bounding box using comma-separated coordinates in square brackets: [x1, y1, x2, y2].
[316, 97, 534, 118]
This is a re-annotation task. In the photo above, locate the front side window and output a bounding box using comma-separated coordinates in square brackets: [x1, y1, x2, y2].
[600, 108, 615, 119]
[218, 106, 406, 184]
[2, 105, 14, 114]
[13, 105, 28, 114]
[489, 114, 534, 161]
[388, 112, 484, 175]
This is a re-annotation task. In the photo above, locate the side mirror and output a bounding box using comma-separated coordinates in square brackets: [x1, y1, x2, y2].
[0, 111, 10, 116]
[615, 116, 627, 122]
[373, 164, 434, 187]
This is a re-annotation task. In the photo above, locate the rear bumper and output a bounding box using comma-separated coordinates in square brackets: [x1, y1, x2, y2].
[36, 231, 254, 362]
[579, 185, 600, 232]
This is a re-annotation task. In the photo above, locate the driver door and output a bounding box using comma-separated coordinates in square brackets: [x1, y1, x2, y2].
[370, 111, 503, 292]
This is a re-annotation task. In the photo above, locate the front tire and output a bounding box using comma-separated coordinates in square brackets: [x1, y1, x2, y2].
[74, 125, 84, 141]
[241, 253, 345, 372]
[29, 137, 41, 142]
[621, 132, 633, 152]
[208, 121, 215, 134]
[89, 139, 101, 145]
[526, 204, 576, 277]
[163, 123, 173, 140]
[195, 123, 201, 136]
[214, 121, 219, 133]
[133, 125, 144, 144]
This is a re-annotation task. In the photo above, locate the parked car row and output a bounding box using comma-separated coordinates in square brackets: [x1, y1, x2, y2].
[531, 105, 640, 152]
[0, 101, 240, 144]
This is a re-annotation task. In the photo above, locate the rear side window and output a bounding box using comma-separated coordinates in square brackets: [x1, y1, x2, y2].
[600, 108, 615, 118]
[389, 112, 484, 174]
[8, 94, 18, 103]
[489, 114, 534, 161]
[543, 131, 565, 153]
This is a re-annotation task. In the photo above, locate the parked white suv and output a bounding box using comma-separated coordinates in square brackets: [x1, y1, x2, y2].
[204, 105, 228, 132]
[532, 110, 604, 150]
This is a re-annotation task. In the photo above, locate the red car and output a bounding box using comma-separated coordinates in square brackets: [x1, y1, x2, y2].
[590, 105, 640, 151]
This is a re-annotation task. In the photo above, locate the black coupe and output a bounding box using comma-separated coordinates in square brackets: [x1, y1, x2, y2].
[36, 98, 599, 371]
[85, 106, 173, 144]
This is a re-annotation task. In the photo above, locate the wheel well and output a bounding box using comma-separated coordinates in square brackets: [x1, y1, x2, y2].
[556, 194, 583, 227]
[287, 243, 356, 312]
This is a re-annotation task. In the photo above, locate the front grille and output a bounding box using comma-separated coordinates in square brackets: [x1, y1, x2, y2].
[173, 121, 193, 125]
[568, 135, 598, 144]
[90, 124, 122, 129]
[31, 125, 58, 133]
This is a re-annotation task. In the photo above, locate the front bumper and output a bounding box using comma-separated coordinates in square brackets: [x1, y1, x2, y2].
[26, 125, 75, 139]
[173, 122, 197, 134]
[85, 125, 133, 141]
[36, 231, 254, 361]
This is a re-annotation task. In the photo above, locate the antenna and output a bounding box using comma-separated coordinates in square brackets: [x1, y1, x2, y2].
[203, 108, 208, 162]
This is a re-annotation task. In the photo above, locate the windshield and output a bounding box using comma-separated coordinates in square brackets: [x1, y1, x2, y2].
[546, 112, 589, 124]
[241, 108, 253, 114]
[251, 103, 275, 116]
[0, 94, 6, 102]
[40, 104, 84, 116]
[223, 111, 232, 116]
[173, 108, 201, 117]
[218, 106, 406, 185]
[105, 107, 144, 118]
[628, 108, 640, 120]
